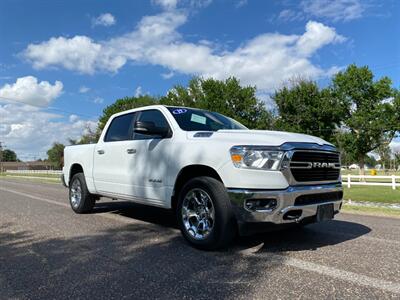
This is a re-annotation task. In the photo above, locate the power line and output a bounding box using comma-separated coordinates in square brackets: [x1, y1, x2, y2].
[0, 96, 97, 119]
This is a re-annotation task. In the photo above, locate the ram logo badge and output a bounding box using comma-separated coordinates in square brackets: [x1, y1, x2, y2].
[149, 179, 162, 183]
[312, 162, 337, 169]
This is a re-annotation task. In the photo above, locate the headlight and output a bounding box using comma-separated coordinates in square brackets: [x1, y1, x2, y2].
[230, 146, 284, 170]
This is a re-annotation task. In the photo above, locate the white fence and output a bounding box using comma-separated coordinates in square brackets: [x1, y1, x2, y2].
[345, 175, 400, 190]
[5, 170, 62, 175]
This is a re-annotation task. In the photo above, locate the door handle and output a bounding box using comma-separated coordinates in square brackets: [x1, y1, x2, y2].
[97, 149, 105, 155]
[126, 148, 136, 154]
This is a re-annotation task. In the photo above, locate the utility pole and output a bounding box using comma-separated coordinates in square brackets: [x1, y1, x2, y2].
[0, 141, 3, 173]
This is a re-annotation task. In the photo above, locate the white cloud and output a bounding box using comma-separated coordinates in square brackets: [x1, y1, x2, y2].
[278, 0, 366, 23]
[296, 21, 346, 56]
[23, 36, 126, 74]
[134, 86, 142, 97]
[152, 0, 212, 10]
[92, 13, 116, 27]
[278, 9, 304, 22]
[161, 71, 174, 79]
[69, 114, 79, 122]
[301, 0, 365, 22]
[22, 11, 345, 92]
[93, 96, 104, 104]
[79, 86, 90, 93]
[235, 0, 247, 8]
[152, 0, 178, 10]
[390, 139, 400, 153]
[0, 103, 97, 160]
[0, 76, 63, 106]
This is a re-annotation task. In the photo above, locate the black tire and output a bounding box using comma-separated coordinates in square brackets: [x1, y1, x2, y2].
[69, 173, 95, 213]
[177, 176, 237, 250]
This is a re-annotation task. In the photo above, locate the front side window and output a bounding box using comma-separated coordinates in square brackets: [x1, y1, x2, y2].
[167, 107, 247, 131]
[104, 113, 136, 142]
[133, 109, 171, 140]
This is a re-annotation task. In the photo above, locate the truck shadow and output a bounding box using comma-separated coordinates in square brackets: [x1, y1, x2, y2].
[92, 200, 371, 253]
[0, 208, 371, 299]
[0, 221, 286, 299]
[93, 200, 178, 229]
[234, 220, 372, 253]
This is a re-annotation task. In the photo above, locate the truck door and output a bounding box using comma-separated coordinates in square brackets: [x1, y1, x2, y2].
[92, 112, 139, 196]
[128, 109, 173, 207]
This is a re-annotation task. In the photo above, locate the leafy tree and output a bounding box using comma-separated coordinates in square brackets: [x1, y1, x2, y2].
[331, 64, 399, 173]
[1, 149, 18, 162]
[272, 78, 342, 142]
[364, 154, 377, 169]
[68, 124, 99, 145]
[376, 143, 391, 170]
[160, 77, 273, 129]
[394, 150, 400, 170]
[47, 143, 65, 169]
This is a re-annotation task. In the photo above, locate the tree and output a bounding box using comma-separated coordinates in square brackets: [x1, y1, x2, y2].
[376, 143, 391, 170]
[331, 64, 399, 174]
[272, 78, 342, 142]
[47, 143, 65, 169]
[364, 155, 377, 169]
[2, 149, 18, 162]
[394, 150, 400, 170]
[68, 124, 99, 145]
[160, 77, 273, 129]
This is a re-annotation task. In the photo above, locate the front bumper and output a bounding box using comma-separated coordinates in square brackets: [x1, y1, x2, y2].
[227, 183, 342, 231]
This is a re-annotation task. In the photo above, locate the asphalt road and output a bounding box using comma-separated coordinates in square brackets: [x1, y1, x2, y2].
[1, 178, 399, 299]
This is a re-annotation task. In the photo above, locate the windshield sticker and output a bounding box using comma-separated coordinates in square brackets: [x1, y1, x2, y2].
[172, 108, 187, 115]
[190, 114, 207, 124]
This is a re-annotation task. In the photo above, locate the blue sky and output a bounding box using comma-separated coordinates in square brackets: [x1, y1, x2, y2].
[0, 0, 399, 160]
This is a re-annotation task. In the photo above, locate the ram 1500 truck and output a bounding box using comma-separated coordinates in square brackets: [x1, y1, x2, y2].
[62, 105, 343, 249]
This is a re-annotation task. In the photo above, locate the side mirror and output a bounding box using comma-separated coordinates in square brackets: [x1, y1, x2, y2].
[134, 121, 169, 138]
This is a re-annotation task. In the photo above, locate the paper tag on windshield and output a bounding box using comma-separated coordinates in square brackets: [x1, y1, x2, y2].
[190, 114, 206, 124]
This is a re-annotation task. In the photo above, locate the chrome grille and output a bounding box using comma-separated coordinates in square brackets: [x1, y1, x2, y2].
[290, 151, 340, 182]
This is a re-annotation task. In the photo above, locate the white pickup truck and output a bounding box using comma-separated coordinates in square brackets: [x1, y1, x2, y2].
[63, 105, 342, 249]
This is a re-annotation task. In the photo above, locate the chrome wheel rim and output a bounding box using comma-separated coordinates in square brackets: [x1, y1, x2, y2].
[70, 179, 82, 208]
[181, 188, 215, 240]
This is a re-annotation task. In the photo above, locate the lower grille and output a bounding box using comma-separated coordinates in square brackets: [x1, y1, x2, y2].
[294, 191, 343, 206]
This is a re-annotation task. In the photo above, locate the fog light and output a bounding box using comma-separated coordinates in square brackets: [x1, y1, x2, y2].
[245, 198, 277, 212]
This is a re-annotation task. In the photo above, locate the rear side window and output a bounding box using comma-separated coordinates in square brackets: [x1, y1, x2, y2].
[104, 113, 136, 142]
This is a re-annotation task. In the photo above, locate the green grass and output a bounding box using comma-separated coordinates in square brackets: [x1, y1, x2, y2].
[0, 172, 60, 178]
[342, 170, 400, 176]
[342, 204, 400, 218]
[0, 175, 61, 184]
[343, 186, 400, 204]
[0, 172, 61, 184]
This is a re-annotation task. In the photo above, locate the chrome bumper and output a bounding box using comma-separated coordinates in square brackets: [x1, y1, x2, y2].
[227, 183, 342, 225]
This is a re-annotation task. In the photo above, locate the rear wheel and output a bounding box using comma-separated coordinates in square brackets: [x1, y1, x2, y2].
[177, 176, 237, 250]
[69, 173, 95, 213]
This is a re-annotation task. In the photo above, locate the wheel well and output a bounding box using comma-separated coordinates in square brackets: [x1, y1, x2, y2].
[171, 165, 223, 211]
[69, 164, 84, 183]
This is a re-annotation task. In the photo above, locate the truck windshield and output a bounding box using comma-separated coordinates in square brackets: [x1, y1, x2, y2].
[167, 107, 248, 131]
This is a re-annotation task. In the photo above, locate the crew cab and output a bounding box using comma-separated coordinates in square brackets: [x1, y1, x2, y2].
[62, 105, 343, 249]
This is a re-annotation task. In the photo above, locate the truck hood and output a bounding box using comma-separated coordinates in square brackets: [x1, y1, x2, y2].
[187, 129, 332, 147]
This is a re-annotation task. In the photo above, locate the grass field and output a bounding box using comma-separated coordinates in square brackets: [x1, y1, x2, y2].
[342, 204, 400, 218]
[0, 172, 60, 178]
[343, 186, 400, 204]
[342, 170, 400, 176]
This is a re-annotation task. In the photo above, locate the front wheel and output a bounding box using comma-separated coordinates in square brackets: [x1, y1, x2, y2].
[177, 176, 237, 250]
[69, 173, 95, 213]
